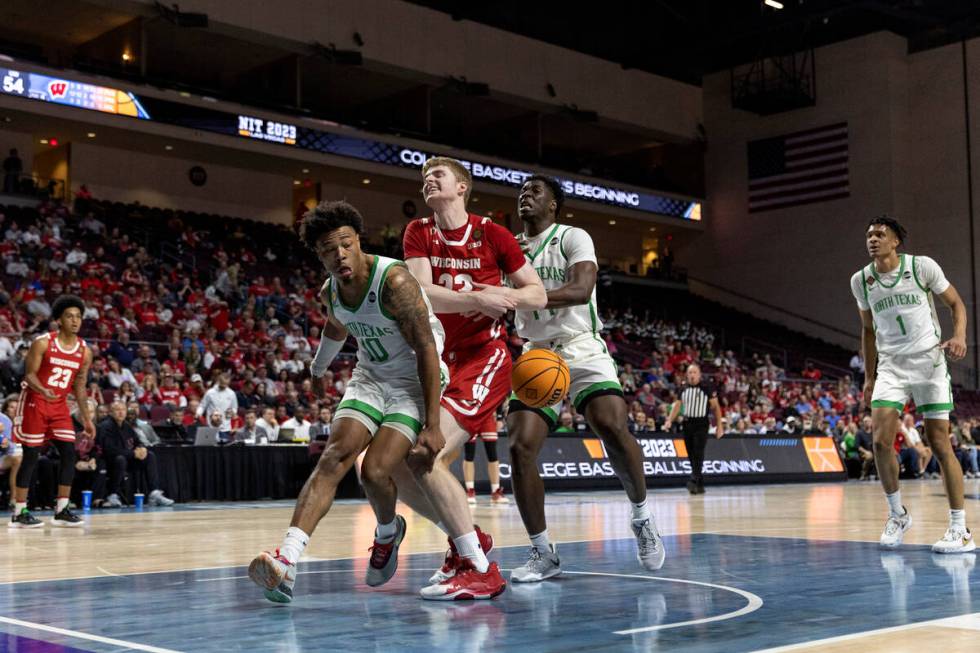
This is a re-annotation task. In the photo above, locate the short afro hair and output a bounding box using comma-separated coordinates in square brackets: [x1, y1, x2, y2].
[525, 174, 565, 216]
[51, 294, 85, 321]
[298, 200, 365, 251]
[868, 214, 907, 245]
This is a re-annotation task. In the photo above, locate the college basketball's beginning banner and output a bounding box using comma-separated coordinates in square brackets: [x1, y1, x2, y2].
[452, 434, 846, 490]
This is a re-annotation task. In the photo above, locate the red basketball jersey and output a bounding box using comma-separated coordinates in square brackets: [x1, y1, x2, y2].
[29, 332, 87, 402]
[403, 214, 526, 352]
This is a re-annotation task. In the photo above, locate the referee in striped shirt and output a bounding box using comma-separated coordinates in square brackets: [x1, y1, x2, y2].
[664, 363, 724, 494]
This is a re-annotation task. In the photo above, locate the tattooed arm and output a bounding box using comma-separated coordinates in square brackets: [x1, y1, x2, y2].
[382, 264, 445, 470]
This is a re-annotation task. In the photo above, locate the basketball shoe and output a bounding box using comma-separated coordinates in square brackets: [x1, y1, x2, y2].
[632, 516, 666, 571]
[490, 488, 509, 504]
[932, 526, 976, 554]
[248, 549, 297, 603]
[511, 544, 561, 583]
[880, 509, 912, 548]
[467, 488, 476, 505]
[420, 560, 506, 601]
[8, 509, 43, 529]
[366, 515, 406, 587]
[52, 507, 84, 527]
[428, 525, 494, 584]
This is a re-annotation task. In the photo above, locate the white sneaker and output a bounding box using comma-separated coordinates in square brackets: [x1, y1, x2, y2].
[632, 517, 666, 570]
[511, 545, 561, 583]
[148, 489, 174, 507]
[103, 494, 123, 509]
[880, 510, 912, 548]
[932, 526, 976, 554]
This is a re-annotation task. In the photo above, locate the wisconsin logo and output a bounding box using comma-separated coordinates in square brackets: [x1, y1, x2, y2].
[47, 80, 69, 98]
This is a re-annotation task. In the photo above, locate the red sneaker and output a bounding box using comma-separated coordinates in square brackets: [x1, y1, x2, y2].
[490, 488, 509, 504]
[467, 488, 477, 505]
[428, 525, 495, 584]
[365, 515, 406, 587]
[420, 560, 507, 601]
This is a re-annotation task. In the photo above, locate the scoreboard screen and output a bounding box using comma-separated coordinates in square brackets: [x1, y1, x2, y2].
[0, 67, 149, 119]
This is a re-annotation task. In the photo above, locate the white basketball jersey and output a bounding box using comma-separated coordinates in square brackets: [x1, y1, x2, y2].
[514, 224, 601, 342]
[328, 256, 445, 378]
[854, 253, 942, 356]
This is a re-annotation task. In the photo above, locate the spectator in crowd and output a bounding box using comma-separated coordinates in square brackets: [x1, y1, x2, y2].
[256, 406, 280, 442]
[127, 403, 161, 447]
[106, 332, 139, 368]
[106, 357, 138, 389]
[279, 407, 311, 442]
[162, 407, 192, 443]
[159, 373, 185, 407]
[131, 345, 161, 376]
[138, 373, 162, 407]
[309, 407, 332, 441]
[554, 412, 575, 433]
[97, 402, 173, 508]
[197, 372, 237, 434]
[950, 421, 978, 479]
[901, 414, 937, 478]
[207, 411, 232, 443]
[234, 409, 269, 445]
[0, 396, 22, 506]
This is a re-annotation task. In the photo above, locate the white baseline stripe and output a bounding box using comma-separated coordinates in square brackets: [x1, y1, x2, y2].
[0, 615, 182, 653]
[561, 570, 763, 635]
[750, 611, 980, 653]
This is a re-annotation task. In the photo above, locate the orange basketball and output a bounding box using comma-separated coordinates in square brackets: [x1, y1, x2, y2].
[511, 348, 570, 408]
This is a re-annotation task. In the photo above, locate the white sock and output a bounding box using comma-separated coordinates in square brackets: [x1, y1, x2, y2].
[490, 483, 499, 493]
[631, 499, 651, 522]
[529, 529, 551, 550]
[886, 491, 905, 517]
[465, 481, 474, 491]
[453, 531, 489, 573]
[279, 526, 310, 565]
[375, 518, 399, 543]
[56, 497, 69, 513]
[950, 509, 966, 530]
[14, 501, 26, 514]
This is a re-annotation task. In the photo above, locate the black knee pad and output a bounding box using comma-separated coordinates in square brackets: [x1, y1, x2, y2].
[54, 440, 76, 487]
[464, 440, 476, 462]
[483, 439, 498, 463]
[15, 446, 40, 488]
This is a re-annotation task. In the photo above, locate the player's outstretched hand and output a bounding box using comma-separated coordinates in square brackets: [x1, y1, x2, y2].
[408, 425, 445, 474]
[83, 418, 95, 440]
[940, 336, 967, 361]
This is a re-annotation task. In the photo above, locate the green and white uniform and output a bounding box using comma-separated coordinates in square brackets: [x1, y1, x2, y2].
[330, 255, 448, 443]
[850, 253, 953, 418]
[513, 224, 621, 424]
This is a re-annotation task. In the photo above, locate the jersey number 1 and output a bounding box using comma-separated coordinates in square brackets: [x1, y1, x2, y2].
[896, 315, 907, 336]
[46, 367, 72, 389]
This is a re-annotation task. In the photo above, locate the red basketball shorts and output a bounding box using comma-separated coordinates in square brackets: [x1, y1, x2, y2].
[467, 414, 500, 444]
[442, 340, 511, 437]
[12, 391, 76, 447]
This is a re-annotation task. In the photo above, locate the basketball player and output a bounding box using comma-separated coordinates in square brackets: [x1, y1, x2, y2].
[10, 295, 94, 528]
[851, 215, 974, 552]
[248, 201, 463, 603]
[463, 415, 508, 505]
[499, 175, 664, 582]
[395, 157, 546, 599]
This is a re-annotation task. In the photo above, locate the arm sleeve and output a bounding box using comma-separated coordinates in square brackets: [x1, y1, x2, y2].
[402, 221, 428, 260]
[850, 270, 870, 310]
[915, 256, 951, 294]
[560, 227, 598, 268]
[487, 223, 526, 275]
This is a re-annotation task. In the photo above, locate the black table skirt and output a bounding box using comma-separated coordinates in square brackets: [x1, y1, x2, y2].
[154, 445, 330, 502]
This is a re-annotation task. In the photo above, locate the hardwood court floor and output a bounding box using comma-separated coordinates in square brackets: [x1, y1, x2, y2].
[0, 479, 977, 652]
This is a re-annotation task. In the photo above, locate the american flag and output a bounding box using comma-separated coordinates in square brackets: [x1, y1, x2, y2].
[747, 122, 849, 213]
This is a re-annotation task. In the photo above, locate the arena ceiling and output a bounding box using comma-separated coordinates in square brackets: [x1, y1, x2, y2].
[408, 0, 980, 85]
